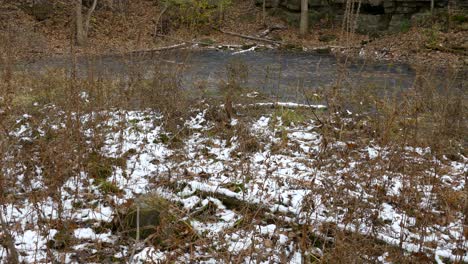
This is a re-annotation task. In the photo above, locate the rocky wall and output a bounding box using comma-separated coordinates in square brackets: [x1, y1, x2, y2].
[257, 0, 467, 34]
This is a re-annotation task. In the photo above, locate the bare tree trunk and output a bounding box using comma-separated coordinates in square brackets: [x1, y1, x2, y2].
[84, 0, 98, 35]
[75, 0, 98, 46]
[219, 1, 225, 26]
[154, 4, 168, 37]
[300, 0, 308, 35]
[76, 0, 85, 46]
[447, 0, 454, 30]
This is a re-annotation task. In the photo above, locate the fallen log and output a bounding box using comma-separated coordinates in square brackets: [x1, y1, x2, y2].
[155, 33, 211, 47]
[215, 28, 282, 45]
[424, 43, 468, 55]
[257, 24, 287, 38]
[130, 43, 188, 54]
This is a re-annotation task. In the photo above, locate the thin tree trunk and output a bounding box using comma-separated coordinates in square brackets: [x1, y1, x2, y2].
[219, 1, 224, 26]
[300, 0, 308, 35]
[447, 0, 453, 31]
[263, 0, 266, 26]
[84, 0, 98, 35]
[76, 0, 85, 46]
[154, 4, 168, 37]
[75, 0, 98, 46]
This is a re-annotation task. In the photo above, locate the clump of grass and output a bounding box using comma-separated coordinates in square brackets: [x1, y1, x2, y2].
[451, 13, 468, 24]
[399, 19, 411, 33]
[221, 182, 246, 193]
[47, 226, 74, 250]
[96, 179, 122, 195]
[272, 107, 305, 127]
[114, 194, 196, 249]
[235, 122, 262, 153]
[86, 151, 126, 181]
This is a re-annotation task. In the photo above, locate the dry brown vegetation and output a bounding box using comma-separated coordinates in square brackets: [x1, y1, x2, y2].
[1, 36, 467, 262]
[1, 0, 466, 67]
[0, 1, 467, 263]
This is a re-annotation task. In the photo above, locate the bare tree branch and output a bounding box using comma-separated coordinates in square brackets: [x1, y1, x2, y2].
[84, 0, 98, 35]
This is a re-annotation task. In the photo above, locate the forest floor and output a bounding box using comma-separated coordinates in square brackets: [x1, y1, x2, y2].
[0, 0, 467, 68]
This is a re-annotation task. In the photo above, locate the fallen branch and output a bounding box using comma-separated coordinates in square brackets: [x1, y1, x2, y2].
[227, 102, 328, 110]
[425, 44, 468, 55]
[258, 24, 287, 38]
[215, 28, 282, 45]
[155, 34, 214, 47]
[130, 43, 188, 54]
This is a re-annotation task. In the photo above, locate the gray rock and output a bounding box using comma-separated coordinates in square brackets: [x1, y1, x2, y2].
[388, 14, 411, 32]
[410, 12, 432, 26]
[356, 14, 392, 34]
[27, 0, 54, 21]
[395, 6, 419, 14]
[267, 0, 463, 34]
[368, 0, 384, 6]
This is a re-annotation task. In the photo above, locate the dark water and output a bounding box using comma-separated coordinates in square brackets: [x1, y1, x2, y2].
[12, 49, 466, 102]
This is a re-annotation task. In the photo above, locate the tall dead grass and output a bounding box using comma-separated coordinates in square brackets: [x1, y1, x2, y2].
[0, 32, 466, 262]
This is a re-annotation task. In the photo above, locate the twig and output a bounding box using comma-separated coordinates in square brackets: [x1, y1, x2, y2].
[301, 86, 325, 127]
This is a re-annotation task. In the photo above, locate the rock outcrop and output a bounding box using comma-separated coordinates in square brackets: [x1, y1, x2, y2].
[257, 0, 467, 34]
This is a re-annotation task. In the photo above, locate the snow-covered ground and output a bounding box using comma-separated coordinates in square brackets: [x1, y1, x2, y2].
[1, 106, 466, 263]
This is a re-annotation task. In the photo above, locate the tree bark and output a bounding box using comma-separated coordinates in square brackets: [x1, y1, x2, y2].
[300, 0, 308, 36]
[84, 0, 98, 35]
[76, 0, 85, 46]
[154, 4, 168, 37]
[75, 0, 98, 46]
